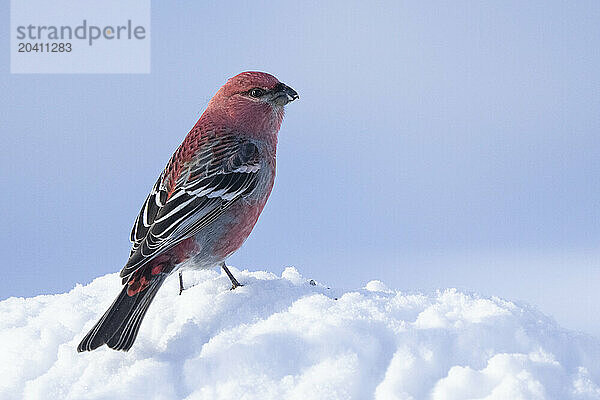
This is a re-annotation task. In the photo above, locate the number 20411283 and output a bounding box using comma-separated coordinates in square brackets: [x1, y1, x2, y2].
[18, 43, 72, 52]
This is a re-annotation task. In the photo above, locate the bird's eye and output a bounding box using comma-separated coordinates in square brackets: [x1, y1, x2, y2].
[249, 88, 265, 98]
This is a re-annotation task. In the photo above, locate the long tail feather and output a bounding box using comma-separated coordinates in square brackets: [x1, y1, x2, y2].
[77, 274, 167, 352]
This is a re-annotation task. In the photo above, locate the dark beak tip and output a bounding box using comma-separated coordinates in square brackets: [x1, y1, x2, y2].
[272, 82, 298, 105]
[282, 83, 298, 101]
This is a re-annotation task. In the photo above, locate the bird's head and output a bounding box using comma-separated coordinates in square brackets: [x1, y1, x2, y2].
[207, 71, 298, 137]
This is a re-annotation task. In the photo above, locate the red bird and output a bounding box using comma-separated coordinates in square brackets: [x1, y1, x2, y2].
[78, 72, 298, 352]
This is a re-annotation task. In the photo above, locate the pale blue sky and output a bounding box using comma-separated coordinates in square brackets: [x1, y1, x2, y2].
[1, 2, 599, 335]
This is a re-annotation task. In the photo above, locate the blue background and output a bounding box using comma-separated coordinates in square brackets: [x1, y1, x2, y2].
[1, 1, 599, 336]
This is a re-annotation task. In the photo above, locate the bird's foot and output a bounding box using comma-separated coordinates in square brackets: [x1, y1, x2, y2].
[221, 263, 243, 290]
[178, 271, 184, 295]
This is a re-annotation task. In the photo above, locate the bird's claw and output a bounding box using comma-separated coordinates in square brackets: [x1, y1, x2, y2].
[221, 263, 243, 290]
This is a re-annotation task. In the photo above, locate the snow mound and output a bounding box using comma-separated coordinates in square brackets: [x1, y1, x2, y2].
[1, 267, 599, 400]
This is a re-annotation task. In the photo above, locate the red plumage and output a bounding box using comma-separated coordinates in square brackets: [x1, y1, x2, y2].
[78, 71, 298, 352]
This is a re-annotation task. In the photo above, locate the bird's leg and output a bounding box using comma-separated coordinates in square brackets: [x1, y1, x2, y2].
[178, 270, 184, 295]
[221, 262, 242, 290]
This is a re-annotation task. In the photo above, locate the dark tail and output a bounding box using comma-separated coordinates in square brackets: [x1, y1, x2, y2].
[77, 274, 167, 352]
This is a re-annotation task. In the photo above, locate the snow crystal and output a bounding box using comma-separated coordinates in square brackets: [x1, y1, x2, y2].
[0, 267, 599, 399]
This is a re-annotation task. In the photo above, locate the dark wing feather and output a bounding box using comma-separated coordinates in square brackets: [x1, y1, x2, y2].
[121, 135, 260, 280]
[129, 176, 168, 256]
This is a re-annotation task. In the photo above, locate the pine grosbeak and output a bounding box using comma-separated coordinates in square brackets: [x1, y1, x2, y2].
[78, 72, 298, 352]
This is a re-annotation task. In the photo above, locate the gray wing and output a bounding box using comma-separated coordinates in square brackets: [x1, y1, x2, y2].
[121, 136, 260, 280]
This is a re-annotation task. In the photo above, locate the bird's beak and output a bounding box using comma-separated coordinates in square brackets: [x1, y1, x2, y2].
[271, 83, 299, 106]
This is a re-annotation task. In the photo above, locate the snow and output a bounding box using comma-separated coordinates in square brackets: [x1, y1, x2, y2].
[1, 267, 599, 400]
